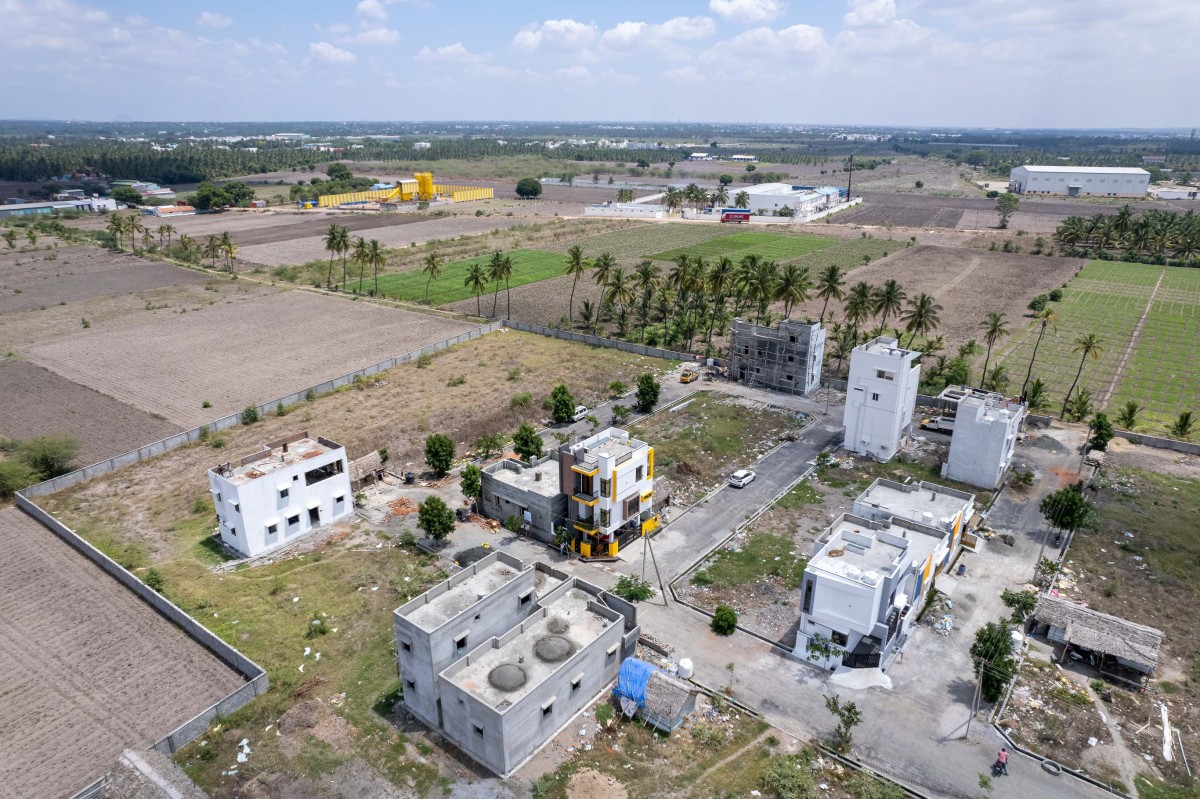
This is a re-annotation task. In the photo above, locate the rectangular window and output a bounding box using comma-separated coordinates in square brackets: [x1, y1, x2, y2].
[455, 634, 469, 655]
[606, 643, 618, 663]
[215, 492, 221, 503]
[599, 478, 610, 496]
[786, 375, 793, 381]
[541, 700, 554, 719]
[232, 502, 240, 513]
[335, 495, 345, 505]
[599, 508, 610, 527]
[831, 631, 848, 647]
[871, 392, 880, 402]
[401, 640, 411, 653]
[519, 590, 533, 607]
[787, 355, 794, 363]
[635, 465, 644, 481]
[802, 579, 814, 614]
[230, 527, 237, 537]
[288, 514, 300, 527]
[405, 679, 415, 693]
[267, 523, 278, 535]
[571, 673, 583, 695]
[473, 724, 484, 737]
[279, 488, 289, 499]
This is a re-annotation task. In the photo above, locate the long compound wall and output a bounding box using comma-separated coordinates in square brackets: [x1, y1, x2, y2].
[501, 320, 720, 366]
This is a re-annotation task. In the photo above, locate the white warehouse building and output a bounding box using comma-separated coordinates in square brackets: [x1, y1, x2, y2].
[209, 432, 353, 558]
[735, 183, 847, 217]
[1009, 166, 1150, 197]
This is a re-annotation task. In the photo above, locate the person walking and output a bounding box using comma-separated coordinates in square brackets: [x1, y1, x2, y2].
[996, 747, 1009, 775]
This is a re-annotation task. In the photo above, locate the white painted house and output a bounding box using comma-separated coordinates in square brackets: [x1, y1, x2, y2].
[941, 388, 1027, 489]
[842, 337, 921, 462]
[209, 432, 353, 558]
[1009, 166, 1150, 197]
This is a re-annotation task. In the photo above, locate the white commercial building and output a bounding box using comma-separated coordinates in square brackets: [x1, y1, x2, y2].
[583, 202, 667, 219]
[562, 428, 656, 558]
[940, 388, 1027, 489]
[1009, 166, 1150, 197]
[208, 432, 353, 558]
[732, 184, 848, 218]
[843, 337, 921, 462]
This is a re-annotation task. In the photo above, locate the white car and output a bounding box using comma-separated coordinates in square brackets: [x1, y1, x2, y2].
[729, 469, 756, 488]
[571, 405, 590, 422]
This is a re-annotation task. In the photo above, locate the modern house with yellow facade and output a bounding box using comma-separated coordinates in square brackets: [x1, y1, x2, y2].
[794, 479, 974, 670]
[559, 428, 657, 558]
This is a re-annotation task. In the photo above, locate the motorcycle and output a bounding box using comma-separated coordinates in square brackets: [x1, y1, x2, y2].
[992, 760, 1007, 778]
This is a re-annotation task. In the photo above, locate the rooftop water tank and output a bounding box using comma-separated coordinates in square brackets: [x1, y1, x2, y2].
[677, 658, 694, 679]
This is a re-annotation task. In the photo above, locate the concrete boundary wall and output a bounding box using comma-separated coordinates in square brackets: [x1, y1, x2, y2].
[501, 320, 723, 366]
[22, 321, 503, 498]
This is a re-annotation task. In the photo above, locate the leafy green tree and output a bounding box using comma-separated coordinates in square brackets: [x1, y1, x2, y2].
[718, 174, 734, 185]
[474, 433, 505, 460]
[424, 433, 455, 476]
[239, 405, 259, 425]
[17, 433, 79, 477]
[512, 423, 543, 462]
[110, 186, 143, 205]
[612, 575, 655, 602]
[417, 495, 455, 541]
[460, 464, 482, 501]
[515, 178, 542, 198]
[970, 619, 1017, 702]
[995, 192, 1019, 229]
[326, 162, 353, 181]
[1040, 482, 1095, 535]
[549, 384, 575, 424]
[1088, 413, 1114, 451]
[187, 181, 233, 210]
[824, 694, 863, 752]
[1001, 589, 1038, 622]
[712, 605, 737, 635]
[636, 373, 661, 412]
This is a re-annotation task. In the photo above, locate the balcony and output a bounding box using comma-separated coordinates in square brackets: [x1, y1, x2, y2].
[572, 493, 599, 506]
[571, 462, 599, 477]
[573, 521, 600, 537]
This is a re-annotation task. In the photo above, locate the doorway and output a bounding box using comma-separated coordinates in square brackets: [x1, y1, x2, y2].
[308, 506, 320, 525]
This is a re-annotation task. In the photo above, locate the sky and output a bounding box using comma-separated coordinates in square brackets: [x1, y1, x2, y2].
[4, 0, 1196, 129]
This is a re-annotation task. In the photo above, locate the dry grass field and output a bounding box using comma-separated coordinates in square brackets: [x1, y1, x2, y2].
[23, 289, 476, 427]
[0, 361, 182, 466]
[0, 507, 245, 799]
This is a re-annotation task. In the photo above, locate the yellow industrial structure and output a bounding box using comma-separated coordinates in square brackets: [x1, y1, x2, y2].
[315, 171, 493, 208]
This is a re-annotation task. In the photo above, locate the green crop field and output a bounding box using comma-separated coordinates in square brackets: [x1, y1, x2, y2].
[994, 261, 1200, 434]
[550, 222, 733, 259]
[351, 249, 564, 307]
[649, 230, 835, 262]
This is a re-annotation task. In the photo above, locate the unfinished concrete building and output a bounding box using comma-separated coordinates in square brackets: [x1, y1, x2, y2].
[479, 454, 568, 543]
[938, 387, 1027, 489]
[393, 552, 639, 775]
[728, 319, 826, 395]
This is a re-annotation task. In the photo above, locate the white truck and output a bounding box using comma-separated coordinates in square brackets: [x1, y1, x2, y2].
[921, 415, 955, 433]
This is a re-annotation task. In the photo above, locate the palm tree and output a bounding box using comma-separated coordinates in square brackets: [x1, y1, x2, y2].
[488, 250, 506, 316]
[349, 236, 367, 291]
[498, 254, 515, 318]
[843, 281, 874, 333]
[218, 231, 236, 270]
[578, 300, 596, 332]
[422, 251, 443, 304]
[705, 256, 734, 342]
[871, 279, 906, 333]
[1060, 333, 1103, 419]
[1116, 401, 1142, 431]
[633, 260, 660, 341]
[663, 187, 683, 214]
[158, 224, 175, 249]
[592, 252, 616, 287]
[106, 214, 124, 248]
[140, 228, 154, 250]
[564, 245, 587, 322]
[815, 264, 847, 323]
[713, 184, 730, 207]
[979, 312, 1010, 387]
[1025, 378, 1048, 412]
[1021, 308, 1059, 397]
[336, 226, 351, 289]
[202, 235, 221, 268]
[733, 191, 750, 209]
[900, 293, 943, 348]
[984, 364, 1010, 393]
[603, 267, 634, 315]
[464, 263, 488, 317]
[1168, 411, 1195, 441]
[775, 263, 812, 318]
[177, 233, 196, 253]
[323, 223, 342, 287]
[366, 239, 385, 296]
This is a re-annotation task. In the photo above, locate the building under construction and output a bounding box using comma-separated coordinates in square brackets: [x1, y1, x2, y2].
[728, 319, 826, 395]
[314, 171, 494, 209]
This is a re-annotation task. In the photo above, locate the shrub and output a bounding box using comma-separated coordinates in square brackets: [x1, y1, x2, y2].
[763, 755, 816, 798]
[594, 702, 614, 725]
[305, 612, 328, 639]
[474, 433, 505, 460]
[202, 399, 213, 408]
[81, 317, 90, 328]
[447, 375, 466, 387]
[18, 433, 79, 478]
[198, 744, 218, 762]
[0, 460, 42, 498]
[415, 352, 433, 368]
[712, 605, 738, 635]
[635, 373, 661, 412]
[144, 568, 166, 592]
[608, 380, 628, 397]
[276, 401, 287, 417]
[1027, 294, 1048, 312]
[612, 575, 655, 602]
[510, 391, 533, 410]
[418, 495, 456, 540]
[503, 514, 523, 533]
[239, 406, 259, 425]
[507, 366, 522, 381]
[191, 496, 211, 515]
[1048, 288, 1063, 302]
[549, 384, 575, 424]
[424, 433, 455, 476]
[914, 180, 924, 188]
[305, 388, 316, 402]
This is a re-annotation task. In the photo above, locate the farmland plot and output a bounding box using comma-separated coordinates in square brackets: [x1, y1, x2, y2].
[349, 249, 564, 307]
[648, 230, 835, 262]
[23, 290, 476, 427]
[539, 222, 734, 259]
[0, 507, 245, 799]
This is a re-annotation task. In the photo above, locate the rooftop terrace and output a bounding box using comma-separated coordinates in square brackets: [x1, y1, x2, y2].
[857, 479, 973, 528]
[487, 459, 562, 499]
[447, 586, 616, 709]
[812, 514, 943, 587]
[572, 428, 647, 468]
[211, 433, 341, 485]
[400, 554, 537, 632]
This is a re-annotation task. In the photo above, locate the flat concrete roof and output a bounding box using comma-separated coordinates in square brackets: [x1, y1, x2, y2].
[813, 516, 942, 586]
[857, 336, 917, 359]
[488, 461, 562, 499]
[857, 480, 971, 526]
[215, 436, 337, 485]
[403, 559, 527, 632]
[1018, 165, 1149, 175]
[448, 587, 612, 709]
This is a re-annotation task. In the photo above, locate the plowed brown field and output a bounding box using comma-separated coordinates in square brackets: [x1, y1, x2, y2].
[0, 507, 244, 799]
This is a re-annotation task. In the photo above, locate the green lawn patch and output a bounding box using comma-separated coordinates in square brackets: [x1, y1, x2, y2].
[692, 533, 807, 590]
[649, 231, 835, 263]
[350, 249, 564, 306]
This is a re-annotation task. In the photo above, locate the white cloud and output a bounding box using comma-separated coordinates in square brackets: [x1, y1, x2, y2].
[195, 11, 232, 29]
[248, 37, 287, 57]
[356, 0, 388, 20]
[349, 27, 400, 44]
[663, 66, 704, 82]
[600, 16, 716, 49]
[717, 23, 828, 58]
[843, 0, 895, 27]
[555, 65, 591, 80]
[309, 41, 356, 63]
[512, 19, 598, 51]
[708, 0, 785, 24]
[314, 22, 350, 35]
[414, 42, 488, 63]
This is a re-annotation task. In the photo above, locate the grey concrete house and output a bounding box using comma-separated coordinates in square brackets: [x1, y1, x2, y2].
[728, 319, 826, 395]
[939, 387, 1026, 489]
[479, 454, 567, 543]
[393, 552, 639, 775]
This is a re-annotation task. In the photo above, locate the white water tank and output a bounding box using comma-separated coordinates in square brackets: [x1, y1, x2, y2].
[677, 658, 694, 679]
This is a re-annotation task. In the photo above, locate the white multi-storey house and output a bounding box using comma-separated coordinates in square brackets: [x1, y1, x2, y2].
[942, 388, 1027, 489]
[208, 432, 353, 558]
[842, 336, 921, 462]
[560, 428, 656, 558]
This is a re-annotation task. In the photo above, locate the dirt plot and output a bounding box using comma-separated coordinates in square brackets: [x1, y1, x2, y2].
[24, 290, 476, 427]
[0, 361, 182, 466]
[0, 507, 245, 799]
[786, 245, 1081, 351]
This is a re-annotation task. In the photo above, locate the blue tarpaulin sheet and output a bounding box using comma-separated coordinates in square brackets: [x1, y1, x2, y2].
[613, 657, 656, 707]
